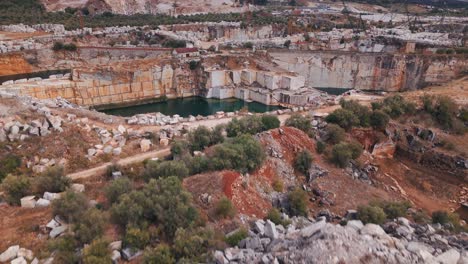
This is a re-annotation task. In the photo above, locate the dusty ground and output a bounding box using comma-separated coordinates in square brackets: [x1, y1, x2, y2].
[400, 76, 468, 107]
[0, 205, 51, 255]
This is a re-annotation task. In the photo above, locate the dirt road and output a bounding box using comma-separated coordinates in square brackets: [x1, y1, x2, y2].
[67, 148, 171, 180]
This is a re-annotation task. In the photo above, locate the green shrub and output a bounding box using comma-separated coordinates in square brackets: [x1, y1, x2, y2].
[215, 196, 236, 219]
[370, 110, 390, 130]
[124, 226, 151, 250]
[52, 41, 64, 51]
[171, 140, 190, 158]
[330, 141, 363, 168]
[288, 188, 308, 217]
[357, 205, 387, 224]
[285, 114, 313, 136]
[111, 177, 198, 239]
[186, 155, 210, 175]
[82, 238, 112, 264]
[224, 228, 248, 247]
[209, 135, 265, 173]
[105, 162, 122, 178]
[348, 141, 364, 159]
[432, 210, 451, 225]
[226, 116, 264, 137]
[163, 39, 186, 48]
[63, 43, 77, 51]
[340, 99, 371, 127]
[188, 60, 199, 70]
[316, 141, 326, 154]
[187, 126, 214, 151]
[144, 160, 189, 179]
[211, 124, 225, 145]
[174, 227, 216, 261]
[73, 208, 107, 245]
[52, 190, 89, 223]
[0, 154, 21, 182]
[48, 235, 79, 264]
[380, 95, 416, 118]
[261, 115, 280, 130]
[34, 166, 70, 194]
[266, 208, 291, 226]
[1, 174, 31, 205]
[372, 200, 410, 219]
[143, 244, 175, 264]
[326, 124, 345, 144]
[272, 178, 284, 192]
[243, 42, 253, 49]
[294, 150, 313, 176]
[326, 108, 359, 131]
[105, 177, 132, 205]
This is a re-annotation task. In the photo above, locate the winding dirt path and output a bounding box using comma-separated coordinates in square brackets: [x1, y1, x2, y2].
[67, 148, 171, 180]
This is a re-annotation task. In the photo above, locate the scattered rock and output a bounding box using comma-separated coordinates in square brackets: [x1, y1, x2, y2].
[50, 225, 68, 238]
[0, 245, 19, 262]
[17, 248, 33, 261]
[43, 192, 61, 201]
[11, 256, 27, 264]
[20, 196, 36, 208]
[264, 220, 279, 240]
[71, 183, 85, 193]
[35, 198, 51, 207]
[140, 139, 152, 152]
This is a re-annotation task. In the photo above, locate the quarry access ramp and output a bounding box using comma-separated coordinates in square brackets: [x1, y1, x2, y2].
[67, 147, 171, 180]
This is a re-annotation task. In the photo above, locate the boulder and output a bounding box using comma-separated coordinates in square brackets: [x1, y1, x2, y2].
[31, 258, 39, 264]
[264, 220, 279, 240]
[112, 147, 122, 156]
[17, 248, 33, 260]
[0, 245, 19, 262]
[254, 220, 265, 235]
[11, 256, 27, 264]
[109, 241, 122, 251]
[406, 241, 434, 257]
[112, 171, 122, 179]
[300, 219, 326, 238]
[103, 146, 113, 154]
[214, 250, 229, 264]
[35, 198, 51, 207]
[346, 220, 364, 231]
[50, 225, 68, 238]
[20, 196, 36, 208]
[43, 192, 61, 201]
[160, 138, 169, 146]
[46, 219, 60, 229]
[140, 139, 152, 152]
[71, 184, 85, 193]
[87, 148, 97, 157]
[434, 249, 460, 264]
[360, 223, 386, 237]
[121, 248, 142, 261]
[111, 250, 121, 264]
[117, 125, 126, 134]
[245, 236, 262, 251]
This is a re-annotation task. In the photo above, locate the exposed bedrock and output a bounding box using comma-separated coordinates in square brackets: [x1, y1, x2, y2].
[270, 50, 468, 91]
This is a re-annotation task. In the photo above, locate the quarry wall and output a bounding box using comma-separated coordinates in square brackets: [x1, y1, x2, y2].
[1, 62, 197, 108]
[270, 50, 468, 91]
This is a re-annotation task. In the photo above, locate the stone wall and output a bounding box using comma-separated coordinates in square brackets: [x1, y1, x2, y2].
[270, 50, 468, 91]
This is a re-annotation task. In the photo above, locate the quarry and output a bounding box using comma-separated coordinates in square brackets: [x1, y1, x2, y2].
[0, 0, 467, 264]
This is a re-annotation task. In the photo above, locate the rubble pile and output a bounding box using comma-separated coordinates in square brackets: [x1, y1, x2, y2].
[216, 216, 468, 264]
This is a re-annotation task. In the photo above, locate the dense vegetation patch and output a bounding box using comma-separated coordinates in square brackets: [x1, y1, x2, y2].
[0, 0, 286, 29]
